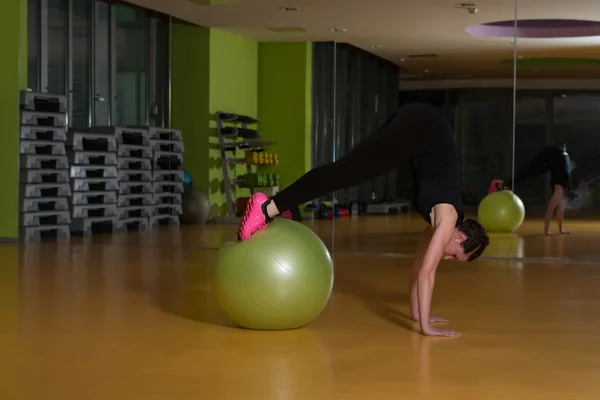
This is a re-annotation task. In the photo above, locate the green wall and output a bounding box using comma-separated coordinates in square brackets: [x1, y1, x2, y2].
[171, 22, 210, 196]
[208, 29, 258, 216]
[171, 22, 313, 217]
[0, 0, 27, 238]
[258, 42, 312, 191]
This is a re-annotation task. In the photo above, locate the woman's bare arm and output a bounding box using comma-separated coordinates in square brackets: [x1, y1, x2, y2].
[409, 227, 432, 321]
[416, 205, 459, 336]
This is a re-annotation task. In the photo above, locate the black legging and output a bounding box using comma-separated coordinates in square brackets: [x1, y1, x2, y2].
[511, 145, 570, 188]
[271, 103, 448, 212]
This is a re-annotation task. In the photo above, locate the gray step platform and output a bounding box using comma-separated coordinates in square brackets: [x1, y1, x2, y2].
[117, 157, 152, 170]
[70, 165, 118, 179]
[153, 193, 182, 205]
[117, 193, 153, 207]
[70, 216, 118, 236]
[152, 181, 184, 194]
[150, 139, 185, 153]
[21, 110, 68, 128]
[88, 126, 151, 146]
[68, 151, 118, 166]
[20, 125, 67, 141]
[20, 183, 72, 198]
[71, 191, 118, 205]
[19, 169, 69, 184]
[21, 197, 69, 213]
[71, 204, 119, 219]
[149, 214, 180, 229]
[119, 169, 152, 182]
[21, 224, 70, 242]
[117, 144, 152, 158]
[152, 170, 184, 182]
[88, 125, 149, 137]
[67, 131, 118, 152]
[118, 205, 154, 219]
[115, 217, 149, 232]
[154, 203, 183, 215]
[20, 210, 71, 227]
[20, 91, 68, 113]
[72, 178, 119, 192]
[20, 154, 69, 169]
[153, 151, 184, 167]
[20, 140, 66, 156]
[119, 181, 152, 195]
[147, 127, 182, 141]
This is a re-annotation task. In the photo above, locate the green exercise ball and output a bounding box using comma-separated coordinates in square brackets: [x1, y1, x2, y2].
[213, 219, 334, 330]
[478, 190, 525, 233]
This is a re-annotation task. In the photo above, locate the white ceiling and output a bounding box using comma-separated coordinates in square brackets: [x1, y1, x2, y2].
[125, 0, 600, 79]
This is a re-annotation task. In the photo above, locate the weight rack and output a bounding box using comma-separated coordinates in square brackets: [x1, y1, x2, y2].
[213, 112, 279, 224]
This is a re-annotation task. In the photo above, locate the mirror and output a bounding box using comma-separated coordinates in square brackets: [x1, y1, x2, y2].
[327, 2, 519, 258]
[512, 4, 600, 261]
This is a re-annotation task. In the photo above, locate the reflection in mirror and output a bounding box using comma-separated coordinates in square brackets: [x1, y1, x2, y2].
[509, 3, 600, 261]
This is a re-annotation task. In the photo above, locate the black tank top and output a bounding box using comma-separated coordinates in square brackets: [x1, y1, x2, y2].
[405, 104, 464, 225]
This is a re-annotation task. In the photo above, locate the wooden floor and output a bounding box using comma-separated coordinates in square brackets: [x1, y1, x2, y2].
[3, 214, 600, 399]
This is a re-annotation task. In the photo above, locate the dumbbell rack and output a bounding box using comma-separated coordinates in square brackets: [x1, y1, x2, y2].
[214, 111, 278, 224]
[18, 91, 71, 241]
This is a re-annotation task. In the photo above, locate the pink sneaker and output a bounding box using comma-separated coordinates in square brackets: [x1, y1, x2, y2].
[238, 193, 272, 241]
[487, 179, 504, 195]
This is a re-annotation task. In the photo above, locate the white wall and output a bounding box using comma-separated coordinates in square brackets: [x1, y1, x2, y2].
[399, 79, 600, 91]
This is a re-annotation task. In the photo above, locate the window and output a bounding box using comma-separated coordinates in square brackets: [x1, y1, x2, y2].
[71, 0, 92, 128]
[27, 0, 41, 91]
[47, 0, 68, 94]
[150, 16, 170, 127]
[115, 4, 148, 126]
[27, 0, 170, 128]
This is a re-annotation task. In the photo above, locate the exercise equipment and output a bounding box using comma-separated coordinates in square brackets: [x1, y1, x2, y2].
[183, 170, 193, 190]
[181, 188, 211, 225]
[477, 189, 525, 233]
[213, 219, 334, 330]
[241, 172, 280, 188]
[245, 151, 279, 166]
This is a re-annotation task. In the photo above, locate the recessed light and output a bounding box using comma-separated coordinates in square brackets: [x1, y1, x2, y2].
[399, 58, 406, 62]
[454, 3, 477, 14]
[371, 45, 382, 49]
[330, 28, 347, 32]
[280, 7, 299, 11]
[424, 69, 430, 73]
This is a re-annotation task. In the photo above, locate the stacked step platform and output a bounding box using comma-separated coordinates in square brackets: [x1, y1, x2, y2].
[19, 91, 71, 241]
[88, 126, 153, 232]
[148, 127, 184, 228]
[66, 127, 119, 236]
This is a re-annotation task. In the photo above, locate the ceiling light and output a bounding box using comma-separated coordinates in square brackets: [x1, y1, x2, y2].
[399, 58, 406, 62]
[424, 69, 430, 73]
[330, 28, 347, 32]
[454, 3, 478, 14]
[280, 7, 299, 11]
[371, 45, 382, 49]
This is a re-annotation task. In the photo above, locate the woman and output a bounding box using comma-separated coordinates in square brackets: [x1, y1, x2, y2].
[239, 103, 490, 337]
[491, 144, 573, 235]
